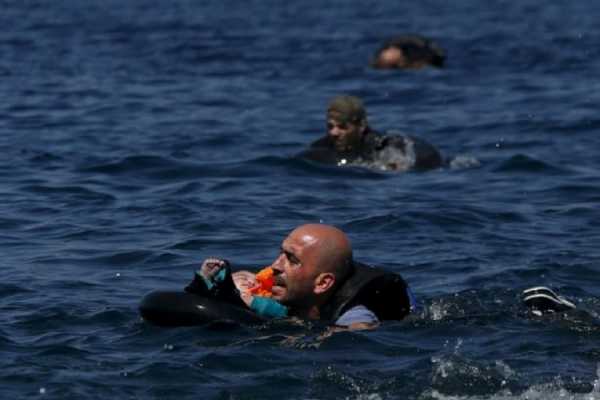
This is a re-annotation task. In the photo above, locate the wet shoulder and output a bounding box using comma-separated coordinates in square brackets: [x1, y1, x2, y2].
[299, 135, 338, 164]
[373, 130, 443, 171]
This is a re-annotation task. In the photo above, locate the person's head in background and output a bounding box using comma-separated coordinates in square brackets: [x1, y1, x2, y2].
[371, 34, 445, 70]
[326, 95, 369, 153]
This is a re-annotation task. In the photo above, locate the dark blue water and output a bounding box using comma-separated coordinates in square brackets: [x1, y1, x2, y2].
[2, 1, 600, 399]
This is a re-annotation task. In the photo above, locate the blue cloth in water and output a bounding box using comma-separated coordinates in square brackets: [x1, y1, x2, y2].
[335, 305, 379, 326]
[200, 268, 227, 291]
[335, 286, 417, 326]
[250, 297, 288, 318]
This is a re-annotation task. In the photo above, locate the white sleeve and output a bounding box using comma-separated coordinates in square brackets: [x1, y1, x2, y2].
[335, 305, 379, 327]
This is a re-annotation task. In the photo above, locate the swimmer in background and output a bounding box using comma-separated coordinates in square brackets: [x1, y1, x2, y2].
[371, 34, 446, 70]
[300, 95, 443, 172]
[185, 258, 289, 318]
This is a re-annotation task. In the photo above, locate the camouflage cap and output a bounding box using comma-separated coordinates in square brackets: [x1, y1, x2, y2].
[327, 95, 367, 124]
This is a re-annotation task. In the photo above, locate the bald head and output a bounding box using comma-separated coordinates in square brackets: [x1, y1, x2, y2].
[289, 224, 353, 278]
[269, 224, 354, 313]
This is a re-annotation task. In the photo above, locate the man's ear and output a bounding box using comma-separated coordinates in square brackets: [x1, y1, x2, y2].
[314, 272, 335, 294]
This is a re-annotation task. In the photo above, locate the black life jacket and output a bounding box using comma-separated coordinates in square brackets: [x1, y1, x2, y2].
[320, 262, 412, 322]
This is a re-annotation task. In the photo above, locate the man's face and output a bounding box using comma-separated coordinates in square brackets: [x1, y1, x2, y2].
[375, 47, 407, 69]
[327, 118, 364, 153]
[269, 229, 321, 306]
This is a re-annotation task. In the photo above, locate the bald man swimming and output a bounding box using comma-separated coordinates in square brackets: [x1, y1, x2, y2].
[268, 224, 354, 320]
[185, 224, 416, 328]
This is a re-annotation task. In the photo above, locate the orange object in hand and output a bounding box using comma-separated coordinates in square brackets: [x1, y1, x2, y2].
[249, 267, 274, 297]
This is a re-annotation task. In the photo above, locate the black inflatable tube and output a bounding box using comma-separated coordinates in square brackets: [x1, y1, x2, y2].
[139, 291, 265, 327]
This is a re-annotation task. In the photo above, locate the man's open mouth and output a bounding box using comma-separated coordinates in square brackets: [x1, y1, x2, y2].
[273, 277, 286, 287]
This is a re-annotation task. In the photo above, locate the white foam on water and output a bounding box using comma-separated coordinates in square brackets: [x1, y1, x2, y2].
[428, 300, 450, 321]
[420, 362, 600, 400]
[449, 155, 481, 170]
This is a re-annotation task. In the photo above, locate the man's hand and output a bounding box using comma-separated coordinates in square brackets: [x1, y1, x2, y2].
[199, 258, 228, 280]
[232, 270, 259, 307]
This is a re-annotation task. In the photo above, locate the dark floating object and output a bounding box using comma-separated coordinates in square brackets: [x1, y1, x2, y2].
[522, 286, 576, 313]
[139, 291, 265, 327]
[371, 34, 446, 70]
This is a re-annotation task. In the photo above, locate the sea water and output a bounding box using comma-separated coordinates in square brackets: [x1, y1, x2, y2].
[1, 1, 599, 399]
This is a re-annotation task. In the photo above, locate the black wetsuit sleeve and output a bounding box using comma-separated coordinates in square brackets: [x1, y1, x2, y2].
[408, 136, 443, 169]
[184, 273, 211, 296]
[184, 268, 248, 309]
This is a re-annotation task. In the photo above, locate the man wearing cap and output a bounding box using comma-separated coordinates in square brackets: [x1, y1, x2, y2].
[300, 95, 443, 172]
